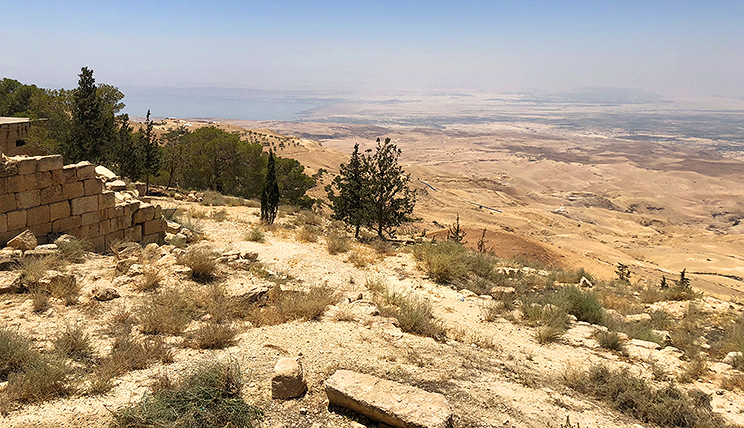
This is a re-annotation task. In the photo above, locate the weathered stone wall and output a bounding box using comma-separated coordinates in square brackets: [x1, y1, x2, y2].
[0, 119, 30, 156]
[0, 154, 166, 251]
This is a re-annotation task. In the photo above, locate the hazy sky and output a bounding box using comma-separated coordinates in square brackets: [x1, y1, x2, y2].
[2, 0, 743, 99]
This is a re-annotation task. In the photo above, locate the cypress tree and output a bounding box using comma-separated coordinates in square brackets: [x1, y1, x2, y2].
[326, 143, 369, 238]
[261, 150, 280, 225]
[367, 138, 416, 238]
[67, 67, 106, 163]
[140, 110, 161, 195]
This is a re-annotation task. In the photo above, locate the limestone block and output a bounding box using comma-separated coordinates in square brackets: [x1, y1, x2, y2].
[29, 222, 51, 238]
[84, 178, 104, 195]
[0, 213, 6, 232]
[133, 203, 155, 224]
[16, 190, 41, 209]
[134, 182, 146, 196]
[15, 158, 37, 175]
[60, 165, 78, 184]
[52, 215, 81, 233]
[122, 201, 140, 217]
[143, 218, 165, 235]
[6, 209, 27, 230]
[99, 191, 116, 209]
[0, 193, 16, 214]
[40, 185, 65, 205]
[90, 236, 105, 252]
[62, 181, 84, 200]
[36, 171, 53, 188]
[121, 214, 132, 228]
[37, 155, 63, 172]
[8, 230, 37, 251]
[142, 232, 160, 245]
[626, 313, 652, 323]
[70, 195, 99, 215]
[49, 201, 70, 222]
[325, 370, 452, 428]
[81, 210, 100, 226]
[75, 162, 96, 180]
[5, 175, 26, 193]
[26, 205, 50, 226]
[125, 225, 142, 242]
[272, 358, 307, 399]
[99, 218, 110, 235]
[95, 165, 118, 181]
[106, 180, 127, 191]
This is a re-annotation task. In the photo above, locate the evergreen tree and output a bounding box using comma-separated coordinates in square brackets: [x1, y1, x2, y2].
[261, 150, 280, 225]
[140, 110, 161, 195]
[114, 113, 140, 180]
[366, 138, 416, 238]
[326, 143, 369, 238]
[66, 67, 107, 163]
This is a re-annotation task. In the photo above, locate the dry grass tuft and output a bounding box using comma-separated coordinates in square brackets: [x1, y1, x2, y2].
[245, 286, 339, 327]
[53, 324, 95, 362]
[186, 323, 239, 349]
[55, 236, 91, 263]
[374, 286, 447, 342]
[135, 265, 163, 291]
[347, 249, 375, 268]
[110, 359, 262, 428]
[177, 247, 218, 282]
[244, 227, 265, 243]
[326, 234, 351, 255]
[137, 289, 195, 336]
[296, 225, 320, 242]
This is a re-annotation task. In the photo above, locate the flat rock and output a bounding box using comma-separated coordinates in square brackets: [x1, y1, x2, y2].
[272, 358, 307, 399]
[490, 286, 516, 300]
[94, 287, 120, 301]
[626, 313, 652, 323]
[325, 370, 452, 428]
[95, 165, 118, 180]
[106, 179, 127, 191]
[8, 230, 37, 251]
[629, 338, 661, 350]
[0, 271, 24, 293]
[723, 351, 743, 366]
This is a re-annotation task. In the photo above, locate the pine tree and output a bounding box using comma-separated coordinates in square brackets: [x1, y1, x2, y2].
[326, 143, 369, 238]
[66, 67, 106, 163]
[367, 137, 416, 238]
[261, 150, 280, 225]
[140, 110, 161, 195]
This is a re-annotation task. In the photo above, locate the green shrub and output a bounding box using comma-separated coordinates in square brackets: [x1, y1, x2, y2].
[595, 330, 624, 352]
[554, 286, 604, 325]
[377, 287, 447, 342]
[110, 360, 262, 428]
[413, 241, 471, 283]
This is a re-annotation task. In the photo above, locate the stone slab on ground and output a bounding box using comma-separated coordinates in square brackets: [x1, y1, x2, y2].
[325, 370, 452, 428]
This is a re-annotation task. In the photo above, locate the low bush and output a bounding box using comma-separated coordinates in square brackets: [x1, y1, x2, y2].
[137, 290, 195, 335]
[244, 227, 265, 243]
[594, 330, 624, 352]
[296, 225, 320, 242]
[347, 249, 374, 268]
[177, 247, 218, 282]
[245, 286, 339, 327]
[55, 236, 91, 263]
[554, 286, 604, 325]
[110, 360, 262, 428]
[135, 266, 163, 291]
[6, 355, 73, 403]
[0, 329, 37, 381]
[369, 239, 395, 256]
[326, 234, 351, 255]
[186, 323, 238, 349]
[53, 324, 95, 362]
[565, 364, 725, 428]
[413, 241, 471, 283]
[211, 208, 228, 222]
[375, 287, 447, 342]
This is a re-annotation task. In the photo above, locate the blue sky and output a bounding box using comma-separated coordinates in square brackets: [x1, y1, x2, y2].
[2, 0, 743, 99]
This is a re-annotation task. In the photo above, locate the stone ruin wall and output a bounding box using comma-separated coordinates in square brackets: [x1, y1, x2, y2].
[0, 154, 166, 251]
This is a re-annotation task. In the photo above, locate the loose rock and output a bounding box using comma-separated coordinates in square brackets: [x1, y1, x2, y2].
[7, 230, 37, 251]
[94, 287, 120, 301]
[272, 358, 307, 399]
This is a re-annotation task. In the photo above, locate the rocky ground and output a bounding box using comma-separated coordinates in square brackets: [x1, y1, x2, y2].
[2, 198, 744, 428]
